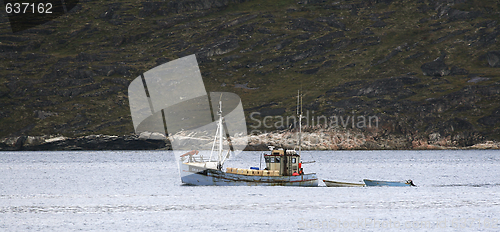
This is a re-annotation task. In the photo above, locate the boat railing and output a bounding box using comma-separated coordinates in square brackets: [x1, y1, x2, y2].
[181, 155, 216, 163]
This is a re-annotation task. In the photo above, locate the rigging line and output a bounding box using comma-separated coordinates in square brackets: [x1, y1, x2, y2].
[207, 92, 215, 122]
[223, 118, 235, 153]
[220, 96, 235, 163]
[209, 122, 219, 162]
[220, 118, 234, 165]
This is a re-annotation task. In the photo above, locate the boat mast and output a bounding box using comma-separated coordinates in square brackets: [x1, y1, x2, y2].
[217, 99, 223, 170]
[209, 97, 225, 170]
[297, 90, 302, 157]
[210, 94, 235, 169]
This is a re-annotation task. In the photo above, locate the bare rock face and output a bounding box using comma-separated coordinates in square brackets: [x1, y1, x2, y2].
[478, 107, 500, 126]
[316, 16, 347, 30]
[450, 66, 469, 75]
[371, 20, 387, 28]
[139, 0, 251, 17]
[421, 59, 450, 77]
[289, 18, 329, 32]
[486, 51, 500, 67]
[197, 36, 239, 58]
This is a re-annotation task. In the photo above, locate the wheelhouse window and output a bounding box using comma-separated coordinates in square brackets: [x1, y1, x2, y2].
[265, 156, 282, 163]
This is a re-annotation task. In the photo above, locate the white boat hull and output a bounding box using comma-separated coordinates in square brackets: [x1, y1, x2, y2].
[180, 162, 318, 187]
[323, 179, 365, 187]
[363, 179, 415, 187]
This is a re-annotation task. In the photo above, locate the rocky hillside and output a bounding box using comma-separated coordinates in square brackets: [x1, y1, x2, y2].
[0, 0, 499, 150]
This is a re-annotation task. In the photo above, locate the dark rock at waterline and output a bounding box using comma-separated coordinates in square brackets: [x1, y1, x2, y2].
[244, 143, 270, 151]
[0, 135, 170, 151]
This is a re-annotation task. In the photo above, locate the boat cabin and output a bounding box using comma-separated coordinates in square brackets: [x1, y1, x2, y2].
[264, 148, 302, 176]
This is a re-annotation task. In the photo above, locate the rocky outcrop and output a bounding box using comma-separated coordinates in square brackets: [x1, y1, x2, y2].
[435, 3, 481, 22]
[468, 141, 500, 149]
[478, 107, 500, 126]
[197, 36, 239, 58]
[0, 128, 496, 151]
[289, 18, 330, 32]
[359, 28, 374, 35]
[139, 0, 250, 17]
[371, 20, 387, 28]
[316, 16, 347, 30]
[450, 66, 469, 75]
[372, 44, 408, 66]
[326, 76, 420, 99]
[486, 51, 500, 67]
[421, 59, 450, 76]
[432, 29, 469, 44]
[243, 127, 494, 150]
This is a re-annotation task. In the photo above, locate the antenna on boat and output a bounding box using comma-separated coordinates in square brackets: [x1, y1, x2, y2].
[298, 90, 315, 164]
[219, 94, 238, 167]
[297, 90, 302, 157]
[217, 94, 225, 170]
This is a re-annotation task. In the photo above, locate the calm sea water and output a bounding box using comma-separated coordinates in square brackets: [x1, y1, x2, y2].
[0, 150, 499, 231]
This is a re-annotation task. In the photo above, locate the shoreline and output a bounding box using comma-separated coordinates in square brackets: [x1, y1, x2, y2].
[1, 132, 498, 151]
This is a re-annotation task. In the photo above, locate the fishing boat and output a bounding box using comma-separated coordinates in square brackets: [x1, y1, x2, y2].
[323, 179, 365, 187]
[179, 92, 318, 186]
[363, 179, 416, 187]
[180, 147, 318, 186]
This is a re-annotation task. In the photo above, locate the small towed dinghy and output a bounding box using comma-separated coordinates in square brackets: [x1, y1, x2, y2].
[363, 179, 416, 187]
[323, 180, 365, 187]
